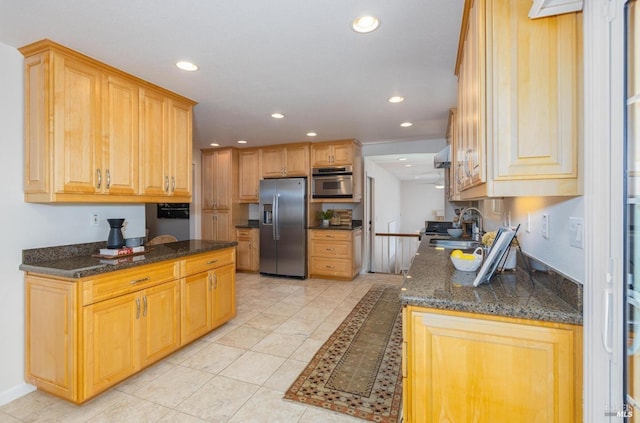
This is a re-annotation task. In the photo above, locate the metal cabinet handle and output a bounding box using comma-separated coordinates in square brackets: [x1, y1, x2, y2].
[97, 169, 102, 189]
[207, 259, 218, 265]
[136, 298, 141, 319]
[214, 273, 218, 289]
[130, 277, 150, 285]
[325, 265, 335, 269]
[164, 176, 169, 192]
[106, 169, 111, 189]
[171, 176, 176, 193]
[325, 248, 334, 251]
[208, 274, 213, 291]
[143, 296, 148, 317]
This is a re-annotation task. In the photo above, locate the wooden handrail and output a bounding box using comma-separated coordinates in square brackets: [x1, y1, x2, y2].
[374, 233, 420, 238]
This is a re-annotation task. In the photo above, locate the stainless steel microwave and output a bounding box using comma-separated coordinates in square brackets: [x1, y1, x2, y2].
[312, 166, 353, 198]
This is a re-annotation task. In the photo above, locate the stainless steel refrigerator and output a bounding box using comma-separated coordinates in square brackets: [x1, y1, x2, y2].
[259, 178, 307, 278]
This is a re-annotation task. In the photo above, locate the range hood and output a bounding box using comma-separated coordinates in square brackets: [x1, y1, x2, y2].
[434, 146, 451, 169]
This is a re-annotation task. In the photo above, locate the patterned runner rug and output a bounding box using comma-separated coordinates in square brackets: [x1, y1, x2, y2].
[284, 284, 403, 422]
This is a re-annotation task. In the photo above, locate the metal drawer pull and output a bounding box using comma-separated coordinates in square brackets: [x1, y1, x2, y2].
[207, 260, 218, 265]
[130, 277, 150, 285]
[143, 296, 148, 317]
[325, 248, 334, 251]
[136, 298, 140, 319]
[325, 265, 335, 269]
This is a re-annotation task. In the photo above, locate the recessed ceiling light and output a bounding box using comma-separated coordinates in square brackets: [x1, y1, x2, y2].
[434, 184, 445, 189]
[176, 61, 198, 71]
[307, 132, 317, 137]
[271, 113, 285, 119]
[404, 164, 413, 167]
[400, 122, 413, 127]
[388, 96, 405, 103]
[352, 15, 380, 33]
[210, 143, 220, 147]
[237, 140, 248, 144]
[398, 158, 407, 161]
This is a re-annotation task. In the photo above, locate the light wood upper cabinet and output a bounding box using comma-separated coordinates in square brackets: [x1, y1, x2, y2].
[140, 90, 193, 200]
[454, 0, 582, 198]
[238, 149, 261, 203]
[102, 74, 139, 195]
[310, 140, 356, 167]
[202, 148, 233, 210]
[20, 39, 195, 203]
[261, 143, 309, 178]
[403, 306, 582, 422]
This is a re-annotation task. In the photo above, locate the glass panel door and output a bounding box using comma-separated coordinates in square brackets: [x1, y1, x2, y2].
[626, 1, 640, 419]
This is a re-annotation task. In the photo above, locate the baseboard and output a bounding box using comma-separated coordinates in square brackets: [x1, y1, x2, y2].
[0, 383, 36, 406]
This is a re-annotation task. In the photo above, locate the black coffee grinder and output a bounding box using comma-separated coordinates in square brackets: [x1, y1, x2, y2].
[107, 218, 125, 249]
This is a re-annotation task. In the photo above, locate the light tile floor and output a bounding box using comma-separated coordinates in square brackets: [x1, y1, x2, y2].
[1, 272, 403, 423]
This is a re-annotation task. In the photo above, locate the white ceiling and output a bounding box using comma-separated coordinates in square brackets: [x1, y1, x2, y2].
[367, 153, 444, 183]
[0, 0, 464, 154]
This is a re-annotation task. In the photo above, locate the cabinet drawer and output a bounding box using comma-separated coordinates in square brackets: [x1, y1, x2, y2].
[82, 262, 179, 305]
[183, 248, 235, 276]
[310, 230, 352, 241]
[310, 257, 351, 277]
[310, 240, 351, 259]
[236, 228, 255, 239]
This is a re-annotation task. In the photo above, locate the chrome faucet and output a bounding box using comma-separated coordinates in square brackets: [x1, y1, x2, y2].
[459, 207, 484, 241]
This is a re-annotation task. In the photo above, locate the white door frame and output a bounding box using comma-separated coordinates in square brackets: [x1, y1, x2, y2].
[583, 0, 626, 420]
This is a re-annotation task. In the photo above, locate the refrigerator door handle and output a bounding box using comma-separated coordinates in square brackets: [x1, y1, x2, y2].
[273, 193, 280, 240]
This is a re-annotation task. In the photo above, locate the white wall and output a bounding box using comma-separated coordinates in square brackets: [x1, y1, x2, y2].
[365, 160, 402, 234]
[400, 182, 446, 233]
[0, 42, 146, 405]
[481, 196, 585, 283]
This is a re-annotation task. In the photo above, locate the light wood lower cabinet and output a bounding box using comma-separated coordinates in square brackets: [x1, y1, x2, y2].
[402, 305, 583, 423]
[24, 247, 236, 404]
[181, 248, 236, 344]
[236, 228, 259, 272]
[308, 228, 362, 280]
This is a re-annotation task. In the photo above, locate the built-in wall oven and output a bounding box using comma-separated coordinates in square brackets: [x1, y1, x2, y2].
[312, 166, 353, 198]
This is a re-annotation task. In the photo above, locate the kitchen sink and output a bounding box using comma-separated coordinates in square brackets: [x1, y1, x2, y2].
[428, 238, 481, 250]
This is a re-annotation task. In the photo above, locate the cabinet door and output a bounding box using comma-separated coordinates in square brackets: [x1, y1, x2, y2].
[261, 147, 285, 178]
[202, 210, 215, 240]
[139, 88, 168, 196]
[140, 281, 181, 367]
[331, 144, 353, 166]
[405, 309, 577, 423]
[102, 73, 139, 195]
[201, 152, 215, 209]
[212, 264, 236, 328]
[310, 144, 333, 167]
[285, 144, 310, 176]
[239, 149, 260, 202]
[215, 210, 232, 241]
[235, 234, 252, 271]
[168, 99, 192, 197]
[489, 0, 579, 182]
[182, 272, 212, 345]
[214, 149, 232, 209]
[83, 292, 139, 399]
[53, 52, 102, 194]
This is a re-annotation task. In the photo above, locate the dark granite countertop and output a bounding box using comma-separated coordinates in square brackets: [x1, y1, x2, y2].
[400, 237, 583, 325]
[308, 220, 363, 230]
[20, 239, 237, 279]
[236, 219, 259, 229]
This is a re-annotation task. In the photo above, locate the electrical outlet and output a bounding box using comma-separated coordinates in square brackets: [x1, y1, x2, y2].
[90, 213, 99, 226]
[542, 213, 550, 239]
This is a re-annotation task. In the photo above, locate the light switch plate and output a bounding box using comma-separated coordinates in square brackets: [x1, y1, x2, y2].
[569, 217, 584, 248]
